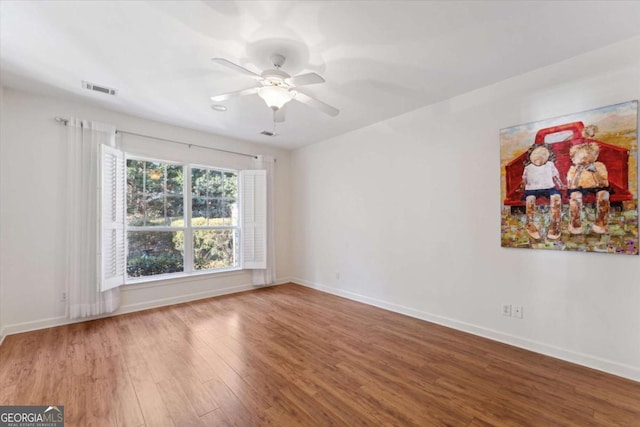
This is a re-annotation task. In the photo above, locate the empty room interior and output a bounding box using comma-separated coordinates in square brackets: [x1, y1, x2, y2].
[1, 1, 640, 426]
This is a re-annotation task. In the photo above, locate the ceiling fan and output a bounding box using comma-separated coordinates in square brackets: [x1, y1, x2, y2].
[210, 54, 339, 123]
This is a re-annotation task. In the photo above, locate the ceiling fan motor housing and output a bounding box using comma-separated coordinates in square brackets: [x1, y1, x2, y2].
[261, 69, 291, 87]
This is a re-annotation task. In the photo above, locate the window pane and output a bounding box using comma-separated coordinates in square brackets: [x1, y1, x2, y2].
[166, 165, 183, 194]
[145, 162, 164, 193]
[191, 168, 238, 226]
[127, 231, 184, 278]
[208, 198, 224, 226]
[193, 229, 239, 271]
[192, 197, 225, 226]
[145, 196, 166, 226]
[220, 200, 236, 226]
[127, 160, 145, 194]
[192, 168, 223, 197]
[231, 202, 238, 226]
[224, 172, 237, 199]
[166, 196, 184, 225]
[192, 197, 207, 227]
[223, 172, 238, 226]
[209, 171, 223, 197]
[127, 192, 145, 226]
[192, 168, 208, 197]
[127, 159, 183, 228]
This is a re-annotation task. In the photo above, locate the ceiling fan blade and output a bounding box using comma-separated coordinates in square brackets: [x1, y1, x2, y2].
[286, 72, 325, 87]
[294, 91, 339, 117]
[210, 86, 259, 102]
[211, 58, 261, 79]
[274, 107, 286, 123]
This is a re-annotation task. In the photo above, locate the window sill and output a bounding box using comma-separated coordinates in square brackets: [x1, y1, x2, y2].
[124, 267, 245, 289]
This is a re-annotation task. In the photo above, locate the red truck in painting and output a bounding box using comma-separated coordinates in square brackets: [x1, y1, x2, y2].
[503, 121, 632, 212]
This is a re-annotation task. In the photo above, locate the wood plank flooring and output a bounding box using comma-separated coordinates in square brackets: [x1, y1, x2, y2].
[1, 283, 639, 426]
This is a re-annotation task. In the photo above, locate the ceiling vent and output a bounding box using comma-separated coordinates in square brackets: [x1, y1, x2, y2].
[260, 130, 278, 137]
[82, 81, 118, 96]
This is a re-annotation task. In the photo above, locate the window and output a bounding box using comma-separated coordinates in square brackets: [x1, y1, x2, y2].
[126, 158, 186, 278]
[190, 167, 240, 271]
[124, 158, 240, 279]
[99, 148, 266, 287]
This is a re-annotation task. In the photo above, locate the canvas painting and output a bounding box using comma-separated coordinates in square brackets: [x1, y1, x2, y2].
[500, 101, 638, 255]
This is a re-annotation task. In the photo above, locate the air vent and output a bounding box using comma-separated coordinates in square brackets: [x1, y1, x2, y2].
[82, 81, 118, 96]
[260, 130, 278, 137]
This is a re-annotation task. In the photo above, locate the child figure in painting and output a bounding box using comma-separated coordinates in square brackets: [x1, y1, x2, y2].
[517, 143, 565, 240]
[566, 142, 610, 234]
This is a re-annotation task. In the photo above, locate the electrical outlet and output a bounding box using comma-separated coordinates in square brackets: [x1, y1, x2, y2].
[335, 272, 340, 280]
[514, 305, 523, 319]
[60, 291, 67, 302]
[501, 304, 512, 316]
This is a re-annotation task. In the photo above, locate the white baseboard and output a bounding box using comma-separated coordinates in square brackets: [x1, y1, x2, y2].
[0, 279, 289, 340]
[116, 282, 257, 315]
[292, 278, 640, 383]
[2, 314, 73, 337]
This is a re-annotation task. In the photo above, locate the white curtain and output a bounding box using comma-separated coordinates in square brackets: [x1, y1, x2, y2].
[66, 118, 120, 318]
[251, 155, 276, 285]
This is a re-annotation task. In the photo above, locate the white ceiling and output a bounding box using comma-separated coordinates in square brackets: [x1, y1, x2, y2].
[2, 1, 640, 149]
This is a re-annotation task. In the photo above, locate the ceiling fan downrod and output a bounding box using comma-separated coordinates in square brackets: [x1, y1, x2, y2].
[270, 53, 286, 69]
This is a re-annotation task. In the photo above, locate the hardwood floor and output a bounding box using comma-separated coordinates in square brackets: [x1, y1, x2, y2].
[1, 283, 639, 426]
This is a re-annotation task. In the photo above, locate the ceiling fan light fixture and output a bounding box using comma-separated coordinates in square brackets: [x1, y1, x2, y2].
[258, 85, 294, 110]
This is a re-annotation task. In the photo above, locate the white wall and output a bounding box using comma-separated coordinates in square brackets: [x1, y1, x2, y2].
[291, 36, 640, 381]
[0, 88, 292, 334]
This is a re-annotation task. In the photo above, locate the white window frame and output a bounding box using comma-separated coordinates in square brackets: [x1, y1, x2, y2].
[124, 155, 243, 284]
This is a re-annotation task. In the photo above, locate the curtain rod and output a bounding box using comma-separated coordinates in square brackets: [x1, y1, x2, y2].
[54, 117, 258, 159]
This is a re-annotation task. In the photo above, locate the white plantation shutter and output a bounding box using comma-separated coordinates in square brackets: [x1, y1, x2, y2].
[100, 144, 126, 291]
[240, 169, 267, 269]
